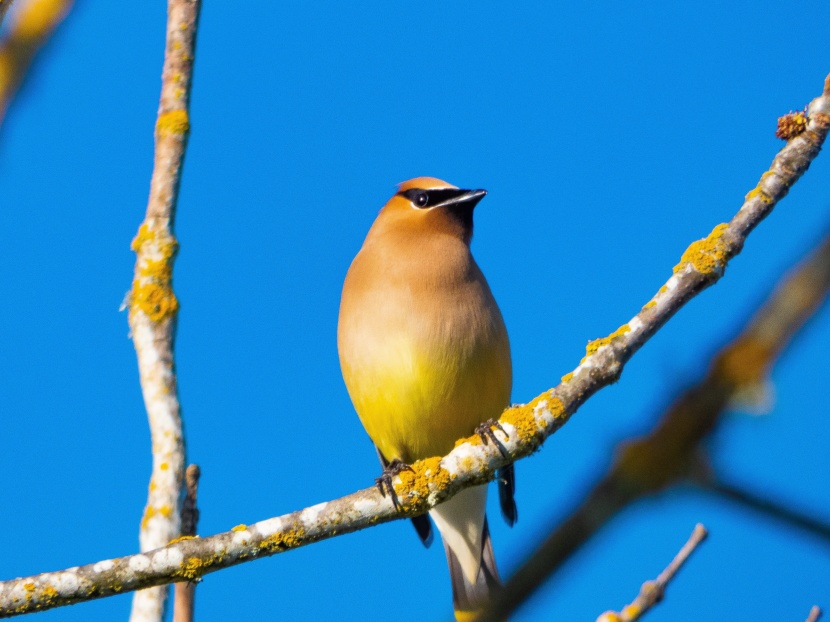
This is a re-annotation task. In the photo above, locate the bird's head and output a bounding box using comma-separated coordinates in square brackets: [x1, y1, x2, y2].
[379, 177, 487, 245]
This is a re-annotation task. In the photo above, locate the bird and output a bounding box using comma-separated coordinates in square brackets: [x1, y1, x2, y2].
[337, 177, 515, 620]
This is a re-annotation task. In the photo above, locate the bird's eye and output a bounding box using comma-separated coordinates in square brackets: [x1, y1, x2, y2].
[414, 191, 429, 208]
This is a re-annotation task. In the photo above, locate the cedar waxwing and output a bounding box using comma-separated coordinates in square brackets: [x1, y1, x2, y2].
[338, 177, 515, 620]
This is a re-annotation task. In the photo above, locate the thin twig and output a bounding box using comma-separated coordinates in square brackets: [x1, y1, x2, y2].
[0, 0, 74, 128]
[695, 477, 830, 544]
[173, 465, 201, 622]
[128, 2, 201, 621]
[806, 605, 823, 622]
[0, 72, 828, 621]
[596, 524, 709, 622]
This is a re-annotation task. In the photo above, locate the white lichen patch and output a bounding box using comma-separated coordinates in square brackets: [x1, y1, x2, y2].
[665, 274, 680, 290]
[212, 539, 228, 555]
[299, 502, 328, 528]
[628, 316, 644, 333]
[442, 443, 483, 476]
[254, 517, 283, 537]
[533, 404, 557, 427]
[54, 572, 79, 593]
[129, 555, 151, 573]
[353, 497, 381, 514]
[231, 530, 250, 546]
[151, 546, 184, 571]
[93, 560, 115, 573]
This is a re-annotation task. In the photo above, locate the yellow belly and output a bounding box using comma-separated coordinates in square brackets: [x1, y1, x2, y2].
[340, 328, 511, 464]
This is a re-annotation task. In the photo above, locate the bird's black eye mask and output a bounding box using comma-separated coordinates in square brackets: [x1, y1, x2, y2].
[398, 188, 470, 210]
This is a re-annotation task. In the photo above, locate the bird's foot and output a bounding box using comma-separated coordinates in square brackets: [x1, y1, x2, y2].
[475, 419, 509, 457]
[375, 459, 413, 510]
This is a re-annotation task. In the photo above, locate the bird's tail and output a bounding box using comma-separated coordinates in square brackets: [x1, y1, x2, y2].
[429, 486, 502, 621]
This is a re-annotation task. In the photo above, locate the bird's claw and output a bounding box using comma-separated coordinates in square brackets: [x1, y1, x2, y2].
[475, 419, 509, 457]
[375, 459, 413, 510]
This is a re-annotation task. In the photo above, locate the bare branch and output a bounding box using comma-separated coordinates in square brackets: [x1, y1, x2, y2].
[173, 466, 201, 622]
[127, 1, 201, 621]
[0, 0, 73, 128]
[806, 605, 823, 622]
[595, 524, 709, 622]
[0, 72, 828, 620]
[695, 477, 830, 544]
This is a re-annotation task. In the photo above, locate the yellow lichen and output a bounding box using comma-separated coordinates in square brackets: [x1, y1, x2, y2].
[673, 223, 730, 275]
[232, 524, 248, 532]
[261, 527, 306, 553]
[41, 586, 58, 599]
[180, 556, 204, 580]
[156, 109, 190, 137]
[169, 535, 199, 545]
[141, 505, 156, 529]
[130, 223, 180, 322]
[395, 456, 453, 509]
[160, 462, 169, 471]
[141, 503, 174, 529]
[23, 583, 35, 592]
[583, 324, 632, 361]
[131, 223, 155, 252]
[501, 393, 564, 445]
[776, 110, 808, 140]
[745, 186, 773, 205]
[561, 372, 574, 383]
[643, 300, 656, 309]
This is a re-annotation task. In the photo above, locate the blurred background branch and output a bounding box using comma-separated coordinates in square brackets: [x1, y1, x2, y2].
[692, 476, 830, 543]
[0, 0, 73, 128]
[0, 0, 15, 28]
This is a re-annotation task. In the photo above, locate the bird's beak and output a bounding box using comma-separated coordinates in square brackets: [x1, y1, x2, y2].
[434, 189, 487, 210]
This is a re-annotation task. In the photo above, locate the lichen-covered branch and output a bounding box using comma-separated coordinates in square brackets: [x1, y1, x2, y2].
[0, 73, 828, 620]
[127, 2, 201, 621]
[0, 0, 73, 127]
[595, 524, 708, 622]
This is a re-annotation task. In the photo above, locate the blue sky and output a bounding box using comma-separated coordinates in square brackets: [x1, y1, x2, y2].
[1, 2, 829, 620]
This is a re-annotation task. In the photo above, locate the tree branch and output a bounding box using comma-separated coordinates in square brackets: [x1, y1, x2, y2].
[596, 524, 709, 622]
[0, 72, 828, 620]
[806, 606, 823, 622]
[0, 0, 73, 128]
[127, 2, 201, 621]
[695, 477, 830, 544]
